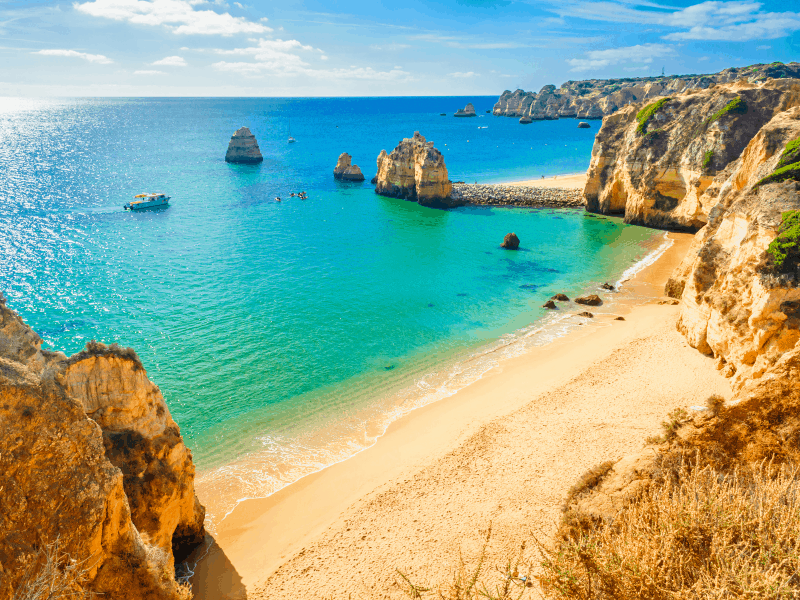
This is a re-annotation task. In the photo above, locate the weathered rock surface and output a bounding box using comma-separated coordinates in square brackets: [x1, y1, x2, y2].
[333, 153, 365, 181]
[552, 293, 570, 301]
[454, 103, 477, 117]
[225, 126, 263, 164]
[0, 295, 204, 599]
[542, 300, 557, 309]
[450, 183, 584, 207]
[578, 121, 591, 128]
[501, 232, 520, 249]
[584, 78, 800, 231]
[575, 294, 602, 306]
[374, 132, 457, 208]
[493, 62, 800, 122]
[577, 311, 594, 318]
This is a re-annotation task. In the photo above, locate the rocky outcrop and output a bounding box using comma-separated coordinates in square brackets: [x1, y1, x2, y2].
[225, 126, 263, 164]
[575, 294, 602, 306]
[493, 62, 800, 122]
[374, 132, 457, 208]
[454, 103, 476, 117]
[333, 153, 365, 181]
[578, 122, 591, 129]
[584, 78, 800, 231]
[500, 232, 520, 249]
[0, 296, 204, 599]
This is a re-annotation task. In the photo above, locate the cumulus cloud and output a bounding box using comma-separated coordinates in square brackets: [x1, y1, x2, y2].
[134, 69, 166, 74]
[34, 49, 113, 64]
[567, 43, 675, 71]
[73, 0, 272, 36]
[555, 1, 800, 42]
[153, 55, 187, 66]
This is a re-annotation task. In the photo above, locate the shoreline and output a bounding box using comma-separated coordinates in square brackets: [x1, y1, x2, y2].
[189, 230, 724, 599]
[503, 171, 587, 189]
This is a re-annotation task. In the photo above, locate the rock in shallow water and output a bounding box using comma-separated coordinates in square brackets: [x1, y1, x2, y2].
[333, 152, 365, 181]
[575, 294, 603, 306]
[543, 300, 557, 309]
[225, 126, 263, 164]
[501, 232, 520, 249]
[552, 293, 570, 301]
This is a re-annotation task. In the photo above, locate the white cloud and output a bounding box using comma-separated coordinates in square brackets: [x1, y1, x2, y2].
[153, 55, 187, 66]
[556, 1, 800, 42]
[757, 44, 771, 49]
[134, 69, 166, 74]
[698, 55, 710, 60]
[73, 0, 272, 36]
[449, 71, 478, 78]
[34, 49, 112, 64]
[320, 55, 328, 60]
[567, 43, 675, 71]
[234, 2, 244, 7]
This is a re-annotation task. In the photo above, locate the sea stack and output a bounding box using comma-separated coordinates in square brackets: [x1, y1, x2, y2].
[225, 126, 263, 164]
[454, 103, 477, 117]
[578, 121, 591, 128]
[501, 232, 520, 249]
[374, 131, 458, 208]
[333, 152, 366, 181]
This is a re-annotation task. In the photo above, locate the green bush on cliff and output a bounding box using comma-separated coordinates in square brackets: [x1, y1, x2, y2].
[778, 137, 800, 168]
[765, 211, 800, 274]
[704, 96, 747, 128]
[754, 161, 800, 188]
[702, 150, 714, 171]
[635, 98, 671, 135]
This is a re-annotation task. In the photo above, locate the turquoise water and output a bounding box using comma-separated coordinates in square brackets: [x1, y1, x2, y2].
[0, 96, 662, 525]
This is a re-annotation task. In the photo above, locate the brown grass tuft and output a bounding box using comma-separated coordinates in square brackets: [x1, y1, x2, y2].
[705, 393, 725, 416]
[12, 538, 95, 600]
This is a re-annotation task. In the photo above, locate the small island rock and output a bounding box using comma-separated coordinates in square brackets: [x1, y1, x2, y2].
[225, 126, 263, 164]
[551, 293, 569, 301]
[577, 121, 591, 129]
[575, 294, 603, 306]
[454, 103, 477, 117]
[501, 232, 520, 250]
[333, 153, 366, 181]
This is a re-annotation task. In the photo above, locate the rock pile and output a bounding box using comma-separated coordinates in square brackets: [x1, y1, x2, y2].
[450, 183, 584, 208]
[375, 132, 457, 208]
[225, 126, 263, 164]
[333, 152, 365, 181]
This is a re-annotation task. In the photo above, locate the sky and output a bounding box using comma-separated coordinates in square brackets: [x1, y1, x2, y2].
[0, 0, 798, 96]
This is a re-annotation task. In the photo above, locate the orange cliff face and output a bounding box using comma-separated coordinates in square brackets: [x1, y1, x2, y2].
[374, 131, 458, 208]
[0, 296, 205, 599]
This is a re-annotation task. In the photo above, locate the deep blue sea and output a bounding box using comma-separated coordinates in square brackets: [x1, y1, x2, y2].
[0, 96, 664, 526]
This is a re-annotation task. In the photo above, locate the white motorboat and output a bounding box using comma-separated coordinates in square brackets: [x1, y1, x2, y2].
[124, 192, 170, 211]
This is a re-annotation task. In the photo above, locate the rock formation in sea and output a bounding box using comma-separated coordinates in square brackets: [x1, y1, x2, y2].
[454, 103, 477, 117]
[0, 295, 205, 599]
[374, 132, 458, 208]
[225, 126, 263, 164]
[575, 294, 602, 306]
[577, 121, 591, 128]
[500, 232, 520, 249]
[542, 300, 557, 309]
[551, 293, 569, 301]
[583, 78, 800, 231]
[492, 62, 800, 122]
[333, 153, 366, 181]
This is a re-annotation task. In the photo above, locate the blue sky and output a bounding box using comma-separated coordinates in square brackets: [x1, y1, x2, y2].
[1, 0, 798, 96]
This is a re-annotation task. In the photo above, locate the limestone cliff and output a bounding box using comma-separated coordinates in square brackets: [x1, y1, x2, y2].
[493, 62, 800, 121]
[374, 132, 458, 208]
[584, 78, 800, 231]
[225, 126, 263, 164]
[0, 296, 204, 599]
[333, 152, 366, 181]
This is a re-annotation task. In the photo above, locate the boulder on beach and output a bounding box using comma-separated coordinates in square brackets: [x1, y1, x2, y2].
[577, 121, 591, 129]
[551, 293, 569, 301]
[454, 103, 477, 117]
[615, 316, 626, 321]
[577, 311, 594, 318]
[600, 282, 615, 291]
[225, 126, 263, 164]
[374, 132, 457, 208]
[333, 153, 365, 181]
[575, 294, 602, 306]
[501, 232, 520, 249]
[542, 300, 557, 309]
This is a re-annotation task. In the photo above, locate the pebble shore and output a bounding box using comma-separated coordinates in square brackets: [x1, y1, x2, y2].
[451, 183, 584, 208]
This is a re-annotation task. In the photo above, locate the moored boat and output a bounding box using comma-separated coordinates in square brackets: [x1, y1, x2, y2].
[124, 193, 170, 211]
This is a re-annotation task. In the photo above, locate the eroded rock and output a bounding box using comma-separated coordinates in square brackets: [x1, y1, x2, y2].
[225, 126, 263, 164]
[575, 294, 603, 306]
[501, 232, 520, 249]
[333, 153, 366, 181]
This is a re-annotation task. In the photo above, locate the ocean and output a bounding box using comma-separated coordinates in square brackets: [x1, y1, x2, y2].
[0, 96, 664, 527]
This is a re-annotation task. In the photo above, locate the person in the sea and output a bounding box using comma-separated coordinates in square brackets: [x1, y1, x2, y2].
[276, 197, 281, 202]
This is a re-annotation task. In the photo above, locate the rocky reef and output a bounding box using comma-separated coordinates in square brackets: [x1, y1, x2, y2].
[454, 103, 477, 117]
[374, 132, 457, 208]
[0, 296, 205, 599]
[584, 78, 800, 231]
[494, 62, 800, 122]
[333, 153, 365, 181]
[225, 126, 263, 164]
[450, 183, 583, 208]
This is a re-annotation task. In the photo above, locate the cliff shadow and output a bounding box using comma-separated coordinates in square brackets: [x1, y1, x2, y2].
[188, 533, 248, 600]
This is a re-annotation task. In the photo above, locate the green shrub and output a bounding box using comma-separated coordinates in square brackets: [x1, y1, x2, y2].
[755, 161, 800, 188]
[704, 96, 747, 128]
[702, 150, 714, 171]
[778, 137, 800, 168]
[635, 98, 671, 135]
[764, 211, 800, 274]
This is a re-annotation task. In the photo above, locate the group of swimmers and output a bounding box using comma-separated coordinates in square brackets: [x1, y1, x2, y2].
[275, 191, 307, 202]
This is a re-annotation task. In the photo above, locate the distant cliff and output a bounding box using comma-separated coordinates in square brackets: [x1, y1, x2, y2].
[0, 296, 205, 599]
[493, 62, 800, 121]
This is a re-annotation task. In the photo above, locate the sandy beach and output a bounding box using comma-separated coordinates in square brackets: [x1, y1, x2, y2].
[191, 232, 730, 600]
[505, 172, 587, 189]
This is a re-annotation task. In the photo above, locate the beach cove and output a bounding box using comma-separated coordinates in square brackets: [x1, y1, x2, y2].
[190, 229, 732, 599]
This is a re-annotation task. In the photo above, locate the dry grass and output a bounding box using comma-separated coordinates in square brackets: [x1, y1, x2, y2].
[645, 407, 689, 445]
[12, 538, 95, 600]
[705, 393, 725, 416]
[536, 457, 800, 600]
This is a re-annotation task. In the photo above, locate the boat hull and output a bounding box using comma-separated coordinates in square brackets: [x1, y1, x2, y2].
[124, 197, 170, 211]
